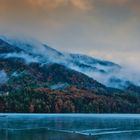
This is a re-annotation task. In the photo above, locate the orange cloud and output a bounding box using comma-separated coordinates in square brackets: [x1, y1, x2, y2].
[70, 0, 92, 10]
[28, 0, 65, 10]
[27, 0, 92, 11]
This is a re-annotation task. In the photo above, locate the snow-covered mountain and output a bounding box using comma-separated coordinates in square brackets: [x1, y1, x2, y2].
[0, 35, 139, 90]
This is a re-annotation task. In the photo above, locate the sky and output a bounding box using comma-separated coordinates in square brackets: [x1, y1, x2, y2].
[0, 0, 140, 67]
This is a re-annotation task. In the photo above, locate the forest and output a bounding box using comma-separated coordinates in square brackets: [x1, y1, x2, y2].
[0, 87, 140, 113]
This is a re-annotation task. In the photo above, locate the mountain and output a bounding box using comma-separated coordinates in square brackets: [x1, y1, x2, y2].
[0, 35, 140, 113]
[0, 36, 139, 90]
[0, 36, 124, 87]
[0, 37, 107, 92]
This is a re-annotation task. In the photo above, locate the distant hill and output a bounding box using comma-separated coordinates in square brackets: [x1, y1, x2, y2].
[0, 36, 139, 113]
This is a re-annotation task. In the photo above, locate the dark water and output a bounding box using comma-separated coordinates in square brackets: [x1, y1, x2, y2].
[0, 114, 140, 140]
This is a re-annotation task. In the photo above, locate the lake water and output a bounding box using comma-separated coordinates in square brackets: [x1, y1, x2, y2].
[0, 114, 140, 140]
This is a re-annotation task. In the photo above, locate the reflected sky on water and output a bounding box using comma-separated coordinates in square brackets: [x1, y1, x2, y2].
[0, 114, 140, 140]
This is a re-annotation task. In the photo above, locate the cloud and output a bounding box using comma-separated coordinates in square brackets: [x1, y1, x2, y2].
[103, 0, 140, 15]
[105, 0, 129, 6]
[28, 0, 92, 10]
[0, 0, 140, 14]
[28, 0, 65, 10]
[70, 0, 92, 10]
[0, 70, 8, 84]
[1, 52, 39, 64]
[0, 0, 140, 73]
[27, 0, 91, 10]
[0, 0, 92, 12]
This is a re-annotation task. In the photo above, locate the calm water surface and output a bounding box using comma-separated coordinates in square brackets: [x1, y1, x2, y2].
[0, 114, 140, 140]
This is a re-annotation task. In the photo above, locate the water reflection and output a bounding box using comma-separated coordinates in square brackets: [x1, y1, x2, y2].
[0, 114, 140, 140]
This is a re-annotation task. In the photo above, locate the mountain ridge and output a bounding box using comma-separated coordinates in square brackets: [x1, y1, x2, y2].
[0, 36, 125, 88]
[0, 36, 140, 113]
[0, 36, 139, 91]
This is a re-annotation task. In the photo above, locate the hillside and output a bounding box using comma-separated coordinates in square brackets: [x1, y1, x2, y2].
[0, 36, 140, 113]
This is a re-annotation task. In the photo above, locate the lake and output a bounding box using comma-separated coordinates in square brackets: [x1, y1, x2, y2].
[0, 114, 140, 140]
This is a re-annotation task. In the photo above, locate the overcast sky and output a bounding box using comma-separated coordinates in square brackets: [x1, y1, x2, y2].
[0, 0, 140, 67]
